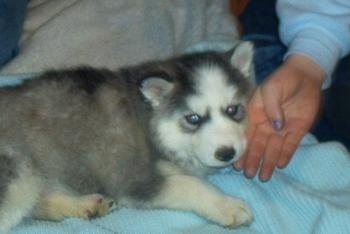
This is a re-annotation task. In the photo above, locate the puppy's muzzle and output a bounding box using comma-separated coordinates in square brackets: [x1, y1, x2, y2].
[215, 147, 236, 162]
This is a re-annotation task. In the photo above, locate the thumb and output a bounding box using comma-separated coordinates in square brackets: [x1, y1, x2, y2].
[262, 87, 284, 131]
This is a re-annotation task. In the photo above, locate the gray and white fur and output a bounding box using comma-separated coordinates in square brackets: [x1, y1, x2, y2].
[0, 42, 255, 233]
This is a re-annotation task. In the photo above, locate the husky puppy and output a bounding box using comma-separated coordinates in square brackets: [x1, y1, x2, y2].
[0, 42, 254, 233]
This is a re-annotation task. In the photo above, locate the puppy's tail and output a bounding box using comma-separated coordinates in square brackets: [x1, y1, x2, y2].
[0, 153, 41, 233]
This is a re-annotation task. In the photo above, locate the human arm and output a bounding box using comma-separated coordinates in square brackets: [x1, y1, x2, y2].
[277, 0, 350, 85]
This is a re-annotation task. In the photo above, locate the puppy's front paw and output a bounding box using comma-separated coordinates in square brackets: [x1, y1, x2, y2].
[77, 194, 116, 219]
[212, 197, 253, 228]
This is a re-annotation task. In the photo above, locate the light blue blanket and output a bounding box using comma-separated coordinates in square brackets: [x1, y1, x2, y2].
[3, 74, 350, 234]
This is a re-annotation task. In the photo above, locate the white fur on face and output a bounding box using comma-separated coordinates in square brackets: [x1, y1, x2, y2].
[155, 65, 248, 172]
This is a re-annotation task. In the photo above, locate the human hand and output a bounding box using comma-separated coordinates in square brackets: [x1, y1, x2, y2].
[235, 54, 326, 181]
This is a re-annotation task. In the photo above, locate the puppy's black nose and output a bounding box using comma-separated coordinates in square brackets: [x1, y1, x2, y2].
[215, 147, 236, 162]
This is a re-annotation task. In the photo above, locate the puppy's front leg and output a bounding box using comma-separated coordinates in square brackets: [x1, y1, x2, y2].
[34, 192, 116, 221]
[151, 173, 253, 228]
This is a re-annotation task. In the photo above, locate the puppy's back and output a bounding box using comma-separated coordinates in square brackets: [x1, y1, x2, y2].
[0, 67, 161, 198]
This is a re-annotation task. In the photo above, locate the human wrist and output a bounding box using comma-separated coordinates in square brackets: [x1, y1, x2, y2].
[284, 54, 326, 86]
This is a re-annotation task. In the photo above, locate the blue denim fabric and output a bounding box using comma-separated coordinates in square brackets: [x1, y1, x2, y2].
[243, 34, 286, 84]
[0, 0, 28, 68]
[239, 0, 286, 84]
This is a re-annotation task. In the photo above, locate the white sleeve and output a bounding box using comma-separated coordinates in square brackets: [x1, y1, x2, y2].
[277, 0, 350, 80]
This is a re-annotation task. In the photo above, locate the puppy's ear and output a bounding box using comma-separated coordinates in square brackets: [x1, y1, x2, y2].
[230, 41, 254, 79]
[140, 77, 174, 107]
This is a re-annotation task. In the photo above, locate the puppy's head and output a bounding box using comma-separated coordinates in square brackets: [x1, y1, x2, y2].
[140, 42, 255, 172]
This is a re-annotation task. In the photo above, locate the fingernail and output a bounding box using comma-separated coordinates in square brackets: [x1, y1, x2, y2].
[272, 119, 283, 131]
[244, 169, 256, 179]
[233, 165, 242, 171]
[233, 162, 243, 171]
[259, 177, 269, 183]
[277, 162, 287, 169]
[259, 174, 270, 182]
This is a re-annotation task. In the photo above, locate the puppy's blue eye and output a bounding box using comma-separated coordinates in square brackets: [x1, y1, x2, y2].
[226, 104, 245, 121]
[185, 114, 202, 125]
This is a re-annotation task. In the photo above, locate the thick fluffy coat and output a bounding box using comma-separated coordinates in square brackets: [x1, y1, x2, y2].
[0, 42, 254, 233]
